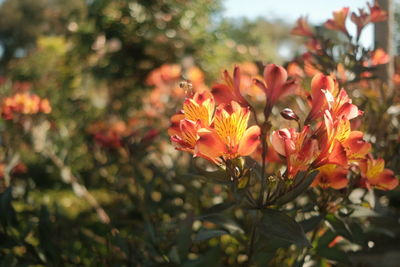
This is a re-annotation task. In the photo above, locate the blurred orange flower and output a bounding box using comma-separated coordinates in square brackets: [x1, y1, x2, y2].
[291, 16, 314, 37]
[324, 7, 350, 36]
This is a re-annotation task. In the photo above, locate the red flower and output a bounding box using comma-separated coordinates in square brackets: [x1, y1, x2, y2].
[291, 16, 314, 37]
[351, 9, 370, 37]
[254, 64, 297, 109]
[368, 1, 388, 22]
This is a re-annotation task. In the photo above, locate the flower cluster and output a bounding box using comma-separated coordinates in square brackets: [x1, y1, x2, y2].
[168, 90, 260, 164]
[289, 1, 390, 85]
[170, 63, 398, 191]
[272, 73, 397, 190]
[1, 92, 51, 120]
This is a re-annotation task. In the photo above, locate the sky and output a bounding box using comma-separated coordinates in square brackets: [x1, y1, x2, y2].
[223, 0, 375, 48]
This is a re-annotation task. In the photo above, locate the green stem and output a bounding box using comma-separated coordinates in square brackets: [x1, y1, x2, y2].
[247, 211, 259, 266]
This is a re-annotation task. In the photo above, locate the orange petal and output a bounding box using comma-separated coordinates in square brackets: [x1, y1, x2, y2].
[263, 64, 288, 104]
[238, 126, 261, 156]
[328, 141, 348, 167]
[195, 130, 227, 160]
[168, 113, 185, 137]
[271, 129, 291, 156]
[212, 83, 235, 104]
[375, 169, 398, 190]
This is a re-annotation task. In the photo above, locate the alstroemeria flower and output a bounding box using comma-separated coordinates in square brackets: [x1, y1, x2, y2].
[313, 111, 349, 167]
[326, 89, 362, 120]
[351, 9, 370, 37]
[182, 90, 215, 127]
[196, 101, 260, 161]
[287, 62, 305, 78]
[291, 16, 314, 37]
[366, 48, 390, 67]
[306, 74, 337, 123]
[359, 156, 398, 190]
[324, 7, 350, 36]
[1, 92, 52, 120]
[367, 1, 388, 22]
[306, 38, 323, 53]
[312, 164, 348, 189]
[342, 131, 371, 161]
[271, 126, 319, 178]
[212, 66, 249, 107]
[170, 118, 202, 153]
[254, 64, 298, 109]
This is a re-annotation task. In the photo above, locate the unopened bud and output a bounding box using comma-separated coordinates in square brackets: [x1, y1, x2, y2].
[280, 108, 299, 121]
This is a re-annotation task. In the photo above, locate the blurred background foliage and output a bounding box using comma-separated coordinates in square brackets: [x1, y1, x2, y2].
[0, 0, 399, 266]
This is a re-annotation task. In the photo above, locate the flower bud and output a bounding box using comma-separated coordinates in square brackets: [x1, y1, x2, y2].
[280, 108, 299, 121]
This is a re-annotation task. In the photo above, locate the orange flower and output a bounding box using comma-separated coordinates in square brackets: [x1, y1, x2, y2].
[211, 66, 249, 107]
[342, 131, 371, 161]
[88, 120, 127, 149]
[305, 74, 337, 123]
[146, 64, 181, 87]
[291, 16, 314, 37]
[287, 62, 305, 78]
[324, 7, 350, 36]
[168, 91, 215, 156]
[306, 38, 322, 53]
[313, 111, 349, 168]
[359, 156, 398, 190]
[254, 64, 297, 109]
[182, 91, 215, 127]
[271, 126, 319, 178]
[1, 92, 51, 120]
[368, 1, 387, 22]
[369, 48, 390, 66]
[351, 9, 370, 37]
[171, 118, 203, 154]
[39, 99, 52, 114]
[196, 101, 260, 161]
[327, 89, 362, 120]
[312, 164, 348, 189]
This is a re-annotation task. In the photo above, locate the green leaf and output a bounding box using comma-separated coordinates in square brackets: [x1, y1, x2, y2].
[275, 170, 319, 205]
[317, 247, 351, 264]
[260, 209, 310, 247]
[183, 246, 221, 266]
[199, 214, 244, 234]
[168, 246, 181, 264]
[204, 202, 235, 215]
[194, 229, 228, 242]
[38, 205, 57, 264]
[317, 229, 337, 248]
[195, 166, 230, 184]
[325, 214, 352, 241]
[300, 215, 324, 233]
[177, 213, 194, 260]
[348, 222, 366, 247]
[0, 187, 17, 228]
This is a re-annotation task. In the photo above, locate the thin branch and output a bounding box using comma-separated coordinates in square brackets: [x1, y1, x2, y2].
[43, 148, 110, 224]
